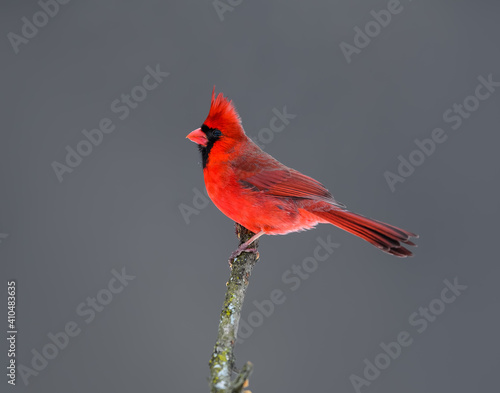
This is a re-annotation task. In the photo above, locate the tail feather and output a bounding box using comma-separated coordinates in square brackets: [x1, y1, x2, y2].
[313, 209, 418, 257]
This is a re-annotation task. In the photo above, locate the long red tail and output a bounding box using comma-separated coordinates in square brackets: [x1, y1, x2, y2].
[313, 209, 418, 257]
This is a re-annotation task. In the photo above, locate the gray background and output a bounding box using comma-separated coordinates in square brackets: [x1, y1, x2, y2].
[1, 0, 499, 392]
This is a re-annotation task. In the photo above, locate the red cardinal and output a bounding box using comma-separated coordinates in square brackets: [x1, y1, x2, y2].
[187, 90, 417, 259]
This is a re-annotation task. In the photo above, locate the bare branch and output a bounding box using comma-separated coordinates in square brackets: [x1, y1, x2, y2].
[209, 223, 259, 393]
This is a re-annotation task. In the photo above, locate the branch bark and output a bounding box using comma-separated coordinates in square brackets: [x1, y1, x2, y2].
[209, 223, 259, 393]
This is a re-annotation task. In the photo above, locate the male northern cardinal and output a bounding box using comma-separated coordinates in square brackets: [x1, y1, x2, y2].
[187, 90, 417, 259]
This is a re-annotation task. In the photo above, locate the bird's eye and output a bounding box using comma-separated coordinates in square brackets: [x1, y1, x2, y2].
[213, 130, 222, 137]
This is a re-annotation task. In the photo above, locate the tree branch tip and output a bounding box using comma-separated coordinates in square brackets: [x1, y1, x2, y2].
[230, 362, 253, 393]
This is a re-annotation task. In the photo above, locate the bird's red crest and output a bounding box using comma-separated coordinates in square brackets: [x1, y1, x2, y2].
[203, 88, 241, 131]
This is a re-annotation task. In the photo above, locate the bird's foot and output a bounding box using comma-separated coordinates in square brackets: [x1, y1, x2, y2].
[229, 246, 258, 261]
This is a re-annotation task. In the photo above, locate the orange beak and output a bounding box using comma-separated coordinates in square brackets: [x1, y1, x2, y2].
[186, 128, 208, 146]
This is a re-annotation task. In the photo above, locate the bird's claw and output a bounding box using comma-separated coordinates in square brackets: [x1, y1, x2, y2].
[229, 247, 258, 261]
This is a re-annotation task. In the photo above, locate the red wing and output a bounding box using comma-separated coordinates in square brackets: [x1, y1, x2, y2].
[241, 168, 346, 208]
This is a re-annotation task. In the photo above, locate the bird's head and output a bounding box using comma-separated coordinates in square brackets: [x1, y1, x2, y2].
[186, 88, 246, 167]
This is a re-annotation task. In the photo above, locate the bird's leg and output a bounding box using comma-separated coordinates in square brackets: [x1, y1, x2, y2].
[230, 231, 265, 260]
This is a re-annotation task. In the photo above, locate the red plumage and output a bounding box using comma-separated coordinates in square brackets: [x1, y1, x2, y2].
[204, 88, 241, 131]
[187, 90, 418, 258]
